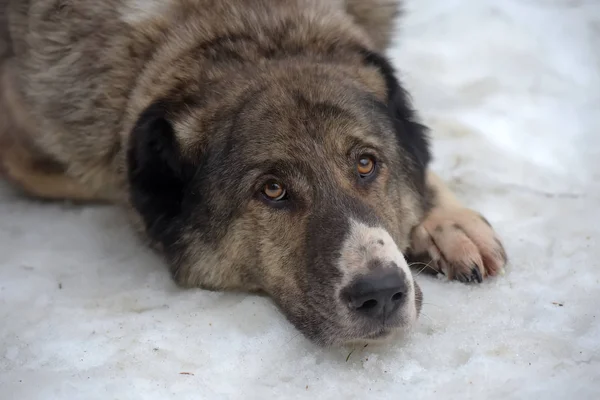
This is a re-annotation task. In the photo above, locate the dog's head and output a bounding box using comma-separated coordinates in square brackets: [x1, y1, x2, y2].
[126, 50, 430, 345]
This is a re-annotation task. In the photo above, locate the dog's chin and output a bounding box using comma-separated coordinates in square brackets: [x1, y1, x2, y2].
[339, 325, 412, 347]
[332, 311, 420, 347]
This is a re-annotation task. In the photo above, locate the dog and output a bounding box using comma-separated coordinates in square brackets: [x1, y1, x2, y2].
[0, 0, 507, 346]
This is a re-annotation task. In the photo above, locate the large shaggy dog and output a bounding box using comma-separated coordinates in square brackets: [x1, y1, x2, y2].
[0, 0, 507, 345]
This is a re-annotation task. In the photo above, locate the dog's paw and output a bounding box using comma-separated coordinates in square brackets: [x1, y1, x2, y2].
[409, 207, 507, 283]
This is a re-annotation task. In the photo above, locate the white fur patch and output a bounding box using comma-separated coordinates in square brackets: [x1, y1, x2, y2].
[118, 0, 174, 24]
[339, 220, 412, 278]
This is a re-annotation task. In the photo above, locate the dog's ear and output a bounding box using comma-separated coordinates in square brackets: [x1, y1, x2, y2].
[127, 101, 191, 244]
[360, 49, 431, 177]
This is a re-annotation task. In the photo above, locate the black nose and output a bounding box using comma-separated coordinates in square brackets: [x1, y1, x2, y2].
[344, 266, 408, 320]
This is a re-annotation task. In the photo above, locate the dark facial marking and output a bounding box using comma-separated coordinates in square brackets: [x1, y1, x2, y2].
[359, 48, 431, 193]
[127, 101, 195, 247]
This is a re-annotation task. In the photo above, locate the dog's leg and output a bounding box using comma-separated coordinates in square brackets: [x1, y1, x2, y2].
[408, 171, 508, 282]
[0, 62, 114, 203]
[0, 138, 112, 202]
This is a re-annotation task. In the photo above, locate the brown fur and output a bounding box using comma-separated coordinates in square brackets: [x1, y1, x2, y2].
[0, 0, 507, 345]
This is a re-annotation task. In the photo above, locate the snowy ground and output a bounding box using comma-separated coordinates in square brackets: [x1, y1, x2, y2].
[1, 1, 600, 399]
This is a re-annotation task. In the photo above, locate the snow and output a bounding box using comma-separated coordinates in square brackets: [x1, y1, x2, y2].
[1, 0, 599, 398]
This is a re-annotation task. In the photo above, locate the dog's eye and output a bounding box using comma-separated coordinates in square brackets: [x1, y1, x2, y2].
[357, 155, 376, 178]
[262, 180, 287, 201]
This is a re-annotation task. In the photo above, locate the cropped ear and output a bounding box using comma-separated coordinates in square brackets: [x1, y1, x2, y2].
[127, 101, 191, 244]
[359, 49, 431, 178]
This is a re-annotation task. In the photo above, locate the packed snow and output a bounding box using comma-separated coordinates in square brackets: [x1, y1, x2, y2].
[1, 1, 599, 399]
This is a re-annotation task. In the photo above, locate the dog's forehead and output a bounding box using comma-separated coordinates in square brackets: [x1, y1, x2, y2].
[232, 87, 390, 161]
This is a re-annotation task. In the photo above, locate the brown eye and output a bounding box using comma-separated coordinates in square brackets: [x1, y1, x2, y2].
[263, 180, 287, 201]
[357, 155, 376, 177]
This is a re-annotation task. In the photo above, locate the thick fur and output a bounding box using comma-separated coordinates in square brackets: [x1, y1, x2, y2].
[0, 0, 507, 345]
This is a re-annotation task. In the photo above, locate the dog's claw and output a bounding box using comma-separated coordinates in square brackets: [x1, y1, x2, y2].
[456, 271, 471, 283]
[472, 266, 483, 283]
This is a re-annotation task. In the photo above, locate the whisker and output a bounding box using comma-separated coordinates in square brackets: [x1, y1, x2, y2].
[285, 332, 303, 345]
[421, 302, 442, 309]
[408, 261, 430, 268]
[409, 260, 437, 276]
[420, 311, 434, 323]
